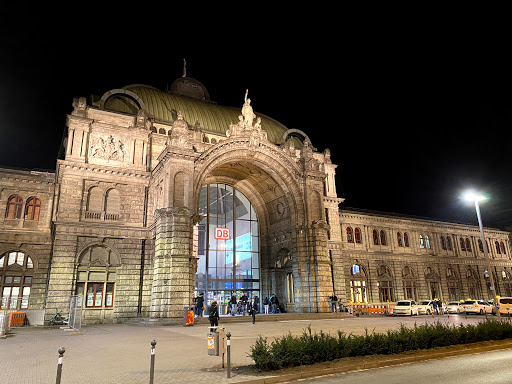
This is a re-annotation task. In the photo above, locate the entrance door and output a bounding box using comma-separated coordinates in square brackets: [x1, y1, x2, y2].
[195, 184, 260, 308]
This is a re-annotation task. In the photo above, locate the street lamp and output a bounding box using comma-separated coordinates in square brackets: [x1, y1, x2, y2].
[463, 190, 500, 317]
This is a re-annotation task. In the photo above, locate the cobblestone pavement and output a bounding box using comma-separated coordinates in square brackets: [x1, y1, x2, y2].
[0, 314, 489, 383]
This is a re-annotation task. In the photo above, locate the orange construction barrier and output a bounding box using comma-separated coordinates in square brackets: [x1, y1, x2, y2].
[8, 311, 26, 327]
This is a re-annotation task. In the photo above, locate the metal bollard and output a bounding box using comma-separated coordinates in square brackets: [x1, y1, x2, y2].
[226, 332, 231, 378]
[55, 347, 66, 384]
[149, 340, 157, 384]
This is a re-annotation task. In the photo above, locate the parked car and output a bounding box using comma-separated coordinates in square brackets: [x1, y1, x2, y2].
[494, 297, 512, 316]
[416, 300, 434, 315]
[446, 301, 465, 314]
[462, 300, 492, 315]
[392, 300, 418, 316]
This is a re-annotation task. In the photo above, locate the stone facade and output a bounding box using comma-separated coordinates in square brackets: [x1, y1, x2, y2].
[0, 77, 510, 323]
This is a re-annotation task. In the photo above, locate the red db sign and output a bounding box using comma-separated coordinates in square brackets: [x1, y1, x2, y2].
[215, 228, 230, 240]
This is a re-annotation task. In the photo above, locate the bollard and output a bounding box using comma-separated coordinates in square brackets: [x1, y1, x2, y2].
[149, 340, 156, 384]
[226, 332, 231, 379]
[55, 347, 66, 384]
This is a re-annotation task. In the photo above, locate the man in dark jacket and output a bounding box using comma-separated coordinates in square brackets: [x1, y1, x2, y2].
[196, 293, 204, 317]
[253, 293, 260, 313]
[208, 301, 220, 326]
[241, 292, 248, 315]
[229, 293, 237, 316]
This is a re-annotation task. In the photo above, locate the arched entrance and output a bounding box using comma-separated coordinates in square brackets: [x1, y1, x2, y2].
[195, 183, 260, 314]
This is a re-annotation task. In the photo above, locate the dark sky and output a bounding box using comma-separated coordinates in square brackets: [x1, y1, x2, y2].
[1, 21, 511, 230]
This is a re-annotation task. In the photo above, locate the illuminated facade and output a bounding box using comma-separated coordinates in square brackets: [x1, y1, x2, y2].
[0, 76, 510, 323]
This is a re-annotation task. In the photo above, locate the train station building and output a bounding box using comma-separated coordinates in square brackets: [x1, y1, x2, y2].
[0, 76, 510, 323]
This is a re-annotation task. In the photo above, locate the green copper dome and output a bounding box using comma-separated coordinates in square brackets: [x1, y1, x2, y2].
[97, 80, 289, 145]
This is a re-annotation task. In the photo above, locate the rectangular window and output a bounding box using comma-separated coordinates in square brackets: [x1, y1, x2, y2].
[86, 283, 104, 308]
[105, 283, 114, 307]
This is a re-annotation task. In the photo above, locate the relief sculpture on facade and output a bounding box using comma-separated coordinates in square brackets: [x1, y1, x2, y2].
[89, 135, 128, 162]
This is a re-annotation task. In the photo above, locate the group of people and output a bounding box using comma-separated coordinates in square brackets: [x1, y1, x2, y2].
[228, 292, 259, 318]
[329, 293, 346, 313]
[262, 294, 281, 314]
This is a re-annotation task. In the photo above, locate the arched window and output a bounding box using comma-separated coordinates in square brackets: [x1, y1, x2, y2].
[440, 236, 446, 250]
[419, 234, 424, 249]
[354, 228, 362, 244]
[478, 239, 484, 253]
[404, 232, 410, 247]
[377, 265, 394, 302]
[425, 235, 431, 249]
[402, 265, 417, 301]
[5, 195, 23, 219]
[25, 197, 41, 221]
[460, 237, 466, 251]
[397, 232, 403, 247]
[346, 227, 354, 243]
[373, 230, 379, 245]
[465, 238, 471, 252]
[380, 230, 387, 245]
[496, 241, 501, 254]
[501, 241, 507, 254]
[158, 128, 166, 134]
[0, 251, 34, 309]
[446, 236, 452, 250]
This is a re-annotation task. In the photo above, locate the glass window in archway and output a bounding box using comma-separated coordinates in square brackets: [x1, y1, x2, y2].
[196, 184, 259, 312]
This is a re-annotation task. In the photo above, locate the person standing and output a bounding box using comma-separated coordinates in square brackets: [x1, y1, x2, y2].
[241, 292, 248, 315]
[196, 293, 204, 317]
[229, 293, 237, 316]
[208, 301, 220, 327]
[271, 294, 277, 314]
[329, 292, 338, 313]
[263, 296, 269, 314]
[248, 298, 257, 324]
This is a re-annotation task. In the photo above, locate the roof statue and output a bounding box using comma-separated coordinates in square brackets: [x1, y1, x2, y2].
[241, 89, 256, 128]
[182, 58, 187, 77]
[225, 90, 267, 144]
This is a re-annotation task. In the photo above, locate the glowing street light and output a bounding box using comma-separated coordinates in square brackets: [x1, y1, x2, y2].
[463, 190, 500, 317]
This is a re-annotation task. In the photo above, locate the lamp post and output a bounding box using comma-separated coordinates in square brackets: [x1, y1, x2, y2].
[464, 191, 500, 318]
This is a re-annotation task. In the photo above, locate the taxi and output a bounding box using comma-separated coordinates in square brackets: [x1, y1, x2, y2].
[392, 300, 418, 316]
[462, 300, 492, 315]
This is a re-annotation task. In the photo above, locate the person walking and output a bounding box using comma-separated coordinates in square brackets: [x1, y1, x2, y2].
[253, 293, 260, 313]
[248, 297, 257, 324]
[208, 301, 220, 326]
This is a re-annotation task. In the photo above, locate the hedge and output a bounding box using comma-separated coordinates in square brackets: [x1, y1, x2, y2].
[248, 319, 512, 371]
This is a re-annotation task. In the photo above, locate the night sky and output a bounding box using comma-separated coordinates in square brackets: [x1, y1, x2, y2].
[1, 21, 511, 230]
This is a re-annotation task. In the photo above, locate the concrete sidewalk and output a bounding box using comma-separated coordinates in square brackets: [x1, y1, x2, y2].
[0, 313, 499, 383]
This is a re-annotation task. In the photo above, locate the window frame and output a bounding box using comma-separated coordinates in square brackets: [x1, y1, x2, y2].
[5, 195, 23, 219]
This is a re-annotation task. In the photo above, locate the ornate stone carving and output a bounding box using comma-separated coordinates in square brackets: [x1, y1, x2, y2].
[225, 90, 268, 144]
[72, 97, 87, 117]
[166, 111, 193, 149]
[89, 135, 128, 162]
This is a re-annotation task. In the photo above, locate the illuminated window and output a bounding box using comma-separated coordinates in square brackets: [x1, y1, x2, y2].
[354, 228, 362, 244]
[346, 227, 354, 243]
[5, 195, 23, 219]
[419, 235, 424, 248]
[25, 197, 41, 221]
[0, 252, 33, 310]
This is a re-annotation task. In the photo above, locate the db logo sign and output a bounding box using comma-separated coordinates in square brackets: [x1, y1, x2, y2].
[214, 228, 230, 240]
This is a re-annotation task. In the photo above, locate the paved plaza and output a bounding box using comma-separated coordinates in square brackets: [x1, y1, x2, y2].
[0, 313, 498, 383]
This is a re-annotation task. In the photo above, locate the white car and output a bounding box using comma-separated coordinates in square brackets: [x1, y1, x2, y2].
[416, 300, 434, 315]
[446, 301, 465, 314]
[392, 300, 419, 316]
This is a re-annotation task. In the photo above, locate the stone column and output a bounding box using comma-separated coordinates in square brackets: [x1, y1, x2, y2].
[150, 207, 197, 320]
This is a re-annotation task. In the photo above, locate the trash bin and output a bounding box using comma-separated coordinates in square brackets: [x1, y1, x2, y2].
[0, 313, 9, 338]
[207, 326, 219, 356]
[183, 306, 194, 327]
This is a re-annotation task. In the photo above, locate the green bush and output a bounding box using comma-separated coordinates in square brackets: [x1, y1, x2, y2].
[248, 319, 512, 371]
